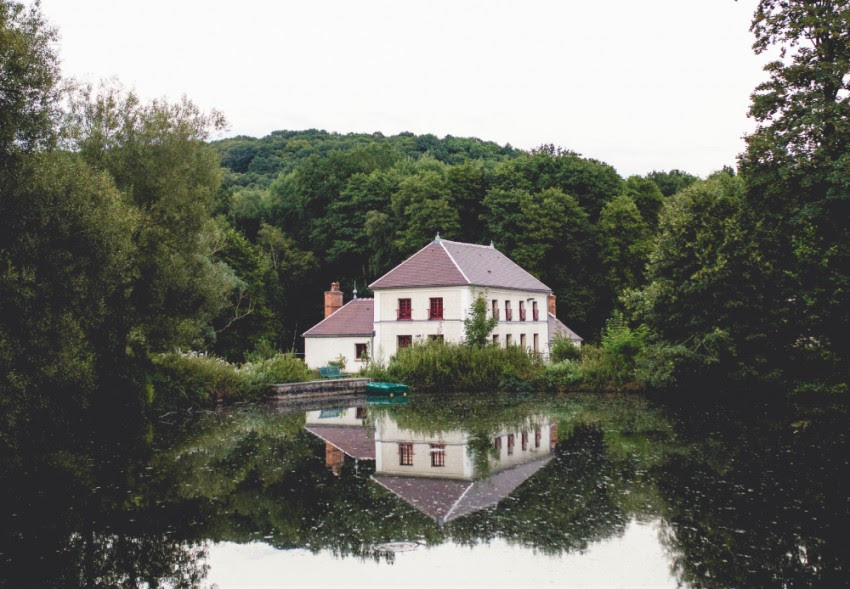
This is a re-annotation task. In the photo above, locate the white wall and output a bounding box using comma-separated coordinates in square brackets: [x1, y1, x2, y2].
[373, 286, 551, 362]
[304, 336, 371, 370]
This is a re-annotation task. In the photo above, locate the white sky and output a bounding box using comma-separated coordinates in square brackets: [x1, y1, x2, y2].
[39, 0, 766, 178]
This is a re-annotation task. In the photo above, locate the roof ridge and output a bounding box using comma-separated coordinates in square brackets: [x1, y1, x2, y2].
[441, 239, 494, 249]
[439, 241, 471, 284]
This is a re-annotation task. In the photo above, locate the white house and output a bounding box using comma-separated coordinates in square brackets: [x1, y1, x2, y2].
[302, 237, 582, 368]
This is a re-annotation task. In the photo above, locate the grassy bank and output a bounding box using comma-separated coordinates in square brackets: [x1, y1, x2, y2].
[148, 352, 313, 411]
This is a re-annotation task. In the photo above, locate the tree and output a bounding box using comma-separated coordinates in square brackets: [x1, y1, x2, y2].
[739, 0, 850, 372]
[645, 170, 699, 198]
[597, 194, 652, 296]
[464, 294, 499, 347]
[66, 85, 233, 353]
[624, 176, 665, 229]
[629, 173, 783, 383]
[0, 0, 60, 159]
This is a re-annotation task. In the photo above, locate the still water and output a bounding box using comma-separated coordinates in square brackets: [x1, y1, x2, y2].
[0, 393, 847, 588]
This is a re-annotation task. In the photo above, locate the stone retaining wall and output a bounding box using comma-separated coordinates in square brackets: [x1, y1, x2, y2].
[269, 378, 370, 401]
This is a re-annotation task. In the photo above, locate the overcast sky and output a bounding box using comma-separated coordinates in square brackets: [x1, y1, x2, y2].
[39, 0, 766, 178]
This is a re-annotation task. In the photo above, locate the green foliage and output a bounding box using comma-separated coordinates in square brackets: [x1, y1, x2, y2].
[628, 173, 783, 383]
[239, 353, 313, 391]
[549, 334, 581, 363]
[463, 294, 499, 347]
[739, 0, 850, 376]
[0, 0, 60, 156]
[386, 341, 542, 393]
[150, 352, 243, 409]
[597, 194, 652, 296]
[327, 354, 347, 371]
[150, 352, 312, 410]
[645, 169, 699, 198]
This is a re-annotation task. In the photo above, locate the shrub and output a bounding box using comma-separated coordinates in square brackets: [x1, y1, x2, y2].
[386, 340, 542, 393]
[550, 334, 581, 362]
[240, 353, 312, 394]
[150, 352, 243, 410]
[150, 351, 312, 410]
[543, 360, 584, 392]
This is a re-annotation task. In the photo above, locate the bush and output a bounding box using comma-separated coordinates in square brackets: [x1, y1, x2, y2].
[150, 351, 312, 410]
[543, 360, 585, 392]
[240, 353, 313, 393]
[386, 340, 542, 393]
[150, 352, 243, 410]
[550, 335, 581, 362]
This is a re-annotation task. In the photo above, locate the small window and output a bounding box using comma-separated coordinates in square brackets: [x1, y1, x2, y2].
[532, 301, 539, 321]
[519, 301, 526, 321]
[492, 299, 499, 320]
[356, 407, 367, 419]
[521, 431, 528, 451]
[399, 443, 414, 466]
[398, 298, 412, 320]
[429, 297, 444, 320]
[430, 444, 445, 467]
[533, 333, 539, 352]
[507, 434, 515, 455]
[505, 300, 512, 321]
[520, 334, 526, 349]
[398, 335, 412, 349]
[534, 428, 541, 448]
[494, 436, 502, 453]
[506, 334, 513, 347]
[355, 343, 368, 360]
[493, 334, 500, 346]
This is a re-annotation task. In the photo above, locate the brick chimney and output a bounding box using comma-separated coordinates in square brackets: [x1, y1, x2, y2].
[547, 292, 557, 317]
[324, 282, 343, 318]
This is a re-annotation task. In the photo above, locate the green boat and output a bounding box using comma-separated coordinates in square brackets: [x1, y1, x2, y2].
[366, 381, 410, 397]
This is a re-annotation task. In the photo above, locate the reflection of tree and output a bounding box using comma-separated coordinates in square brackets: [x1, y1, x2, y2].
[656, 402, 850, 589]
[0, 435, 209, 588]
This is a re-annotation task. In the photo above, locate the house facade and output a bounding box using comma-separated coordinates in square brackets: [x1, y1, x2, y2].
[302, 237, 582, 369]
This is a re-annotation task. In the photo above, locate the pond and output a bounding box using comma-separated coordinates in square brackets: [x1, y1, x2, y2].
[0, 393, 847, 588]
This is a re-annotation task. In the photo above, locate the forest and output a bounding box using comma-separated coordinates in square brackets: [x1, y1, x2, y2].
[1, 0, 849, 438]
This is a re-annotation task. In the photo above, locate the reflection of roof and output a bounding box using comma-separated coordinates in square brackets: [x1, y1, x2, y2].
[305, 425, 375, 460]
[548, 312, 583, 342]
[302, 298, 373, 337]
[372, 455, 552, 523]
[369, 239, 550, 292]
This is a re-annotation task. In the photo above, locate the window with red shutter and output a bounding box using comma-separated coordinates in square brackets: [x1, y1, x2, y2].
[429, 297, 443, 320]
[397, 298, 412, 320]
[398, 335, 412, 349]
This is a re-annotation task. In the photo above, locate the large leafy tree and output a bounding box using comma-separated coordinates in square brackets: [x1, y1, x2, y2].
[739, 0, 850, 371]
[630, 174, 783, 383]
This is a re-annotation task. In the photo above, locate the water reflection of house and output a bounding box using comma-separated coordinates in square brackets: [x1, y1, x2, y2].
[372, 415, 554, 523]
[305, 407, 373, 475]
[304, 407, 555, 523]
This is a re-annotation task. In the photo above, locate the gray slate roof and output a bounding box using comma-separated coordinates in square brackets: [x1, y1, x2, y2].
[302, 298, 373, 337]
[548, 312, 583, 343]
[372, 455, 553, 523]
[305, 425, 375, 460]
[369, 239, 550, 292]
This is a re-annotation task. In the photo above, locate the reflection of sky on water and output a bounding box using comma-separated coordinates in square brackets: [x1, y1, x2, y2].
[207, 519, 681, 588]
